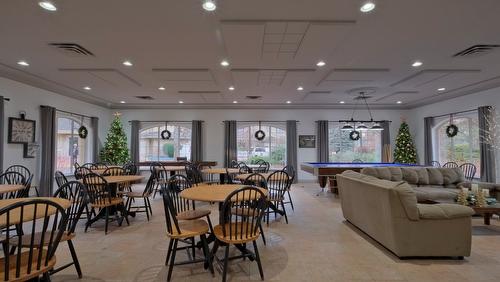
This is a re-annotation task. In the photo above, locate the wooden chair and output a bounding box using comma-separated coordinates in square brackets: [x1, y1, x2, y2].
[229, 160, 239, 168]
[102, 167, 126, 176]
[81, 163, 97, 170]
[0, 171, 25, 199]
[150, 162, 165, 198]
[254, 162, 270, 173]
[0, 199, 69, 281]
[443, 161, 459, 168]
[123, 162, 138, 175]
[431, 161, 441, 167]
[239, 164, 252, 174]
[460, 163, 477, 181]
[6, 165, 35, 197]
[212, 186, 267, 282]
[266, 170, 290, 225]
[93, 163, 109, 170]
[161, 185, 214, 282]
[82, 173, 129, 234]
[123, 174, 155, 221]
[243, 173, 267, 188]
[74, 167, 92, 180]
[55, 170, 69, 188]
[282, 165, 296, 211]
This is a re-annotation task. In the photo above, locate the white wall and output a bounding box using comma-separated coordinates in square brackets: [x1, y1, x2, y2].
[408, 87, 500, 181]
[0, 77, 112, 185]
[118, 108, 405, 181]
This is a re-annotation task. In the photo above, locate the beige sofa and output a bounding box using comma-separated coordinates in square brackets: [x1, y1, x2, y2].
[360, 166, 499, 203]
[337, 170, 474, 258]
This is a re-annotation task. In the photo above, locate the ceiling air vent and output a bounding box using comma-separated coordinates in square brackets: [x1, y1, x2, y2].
[135, 96, 154, 100]
[453, 44, 500, 57]
[49, 43, 94, 56]
[245, 96, 262, 100]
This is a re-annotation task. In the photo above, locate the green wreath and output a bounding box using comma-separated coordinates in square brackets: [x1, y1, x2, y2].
[446, 124, 458, 138]
[78, 126, 88, 139]
[349, 130, 361, 141]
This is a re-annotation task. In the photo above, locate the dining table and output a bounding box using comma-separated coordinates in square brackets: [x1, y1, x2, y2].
[0, 197, 71, 227]
[201, 168, 240, 184]
[155, 165, 186, 177]
[0, 184, 24, 199]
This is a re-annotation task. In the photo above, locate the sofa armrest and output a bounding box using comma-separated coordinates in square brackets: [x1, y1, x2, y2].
[417, 203, 474, 220]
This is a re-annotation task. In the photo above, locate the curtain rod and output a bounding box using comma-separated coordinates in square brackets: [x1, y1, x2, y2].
[224, 120, 299, 123]
[55, 109, 94, 119]
[316, 120, 392, 123]
[129, 120, 201, 123]
[427, 108, 478, 119]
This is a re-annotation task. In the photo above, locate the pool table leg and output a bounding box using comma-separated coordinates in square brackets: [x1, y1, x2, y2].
[318, 176, 327, 188]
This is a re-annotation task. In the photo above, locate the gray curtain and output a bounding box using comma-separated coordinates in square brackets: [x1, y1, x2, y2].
[381, 121, 392, 163]
[0, 96, 4, 173]
[317, 120, 329, 162]
[424, 117, 435, 166]
[40, 106, 56, 196]
[478, 106, 496, 182]
[191, 120, 203, 162]
[130, 120, 140, 164]
[90, 117, 99, 162]
[286, 120, 298, 183]
[223, 120, 237, 167]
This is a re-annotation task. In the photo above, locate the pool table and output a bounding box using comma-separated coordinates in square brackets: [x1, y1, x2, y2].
[301, 162, 422, 188]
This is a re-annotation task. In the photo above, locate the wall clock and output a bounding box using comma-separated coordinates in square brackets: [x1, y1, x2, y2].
[8, 117, 36, 144]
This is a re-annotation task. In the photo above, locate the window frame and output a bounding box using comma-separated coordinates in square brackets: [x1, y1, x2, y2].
[138, 122, 192, 163]
[328, 122, 383, 163]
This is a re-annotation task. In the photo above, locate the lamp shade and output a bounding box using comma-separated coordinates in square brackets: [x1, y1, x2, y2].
[356, 123, 368, 130]
[371, 122, 384, 130]
[341, 123, 354, 130]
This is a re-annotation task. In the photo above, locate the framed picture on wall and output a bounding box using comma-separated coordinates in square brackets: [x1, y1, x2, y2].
[8, 117, 36, 144]
[299, 135, 316, 148]
[23, 142, 39, 158]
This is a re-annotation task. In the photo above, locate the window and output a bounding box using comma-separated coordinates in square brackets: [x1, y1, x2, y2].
[328, 123, 382, 162]
[236, 122, 286, 168]
[56, 115, 92, 174]
[139, 123, 192, 162]
[433, 114, 480, 177]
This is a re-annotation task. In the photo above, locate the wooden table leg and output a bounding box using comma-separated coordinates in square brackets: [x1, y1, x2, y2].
[318, 176, 327, 188]
[484, 212, 491, 225]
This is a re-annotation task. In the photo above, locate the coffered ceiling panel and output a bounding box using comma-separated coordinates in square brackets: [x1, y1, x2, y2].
[391, 69, 481, 88]
[375, 91, 419, 103]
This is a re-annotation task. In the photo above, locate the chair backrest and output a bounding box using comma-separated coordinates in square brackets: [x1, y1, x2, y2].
[185, 164, 204, 185]
[82, 173, 112, 206]
[123, 162, 138, 175]
[352, 159, 363, 163]
[141, 173, 156, 196]
[243, 173, 267, 188]
[229, 160, 239, 168]
[283, 165, 296, 184]
[5, 165, 31, 184]
[53, 181, 87, 234]
[74, 162, 81, 169]
[81, 163, 97, 169]
[54, 170, 69, 188]
[74, 167, 93, 180]
[254, 162, 270, 173]
[0, 199, 68, 281]
[103, 167, 126, 176]
[0, 171, 26, 199]
[161, 185, 182, 236]
[239, 164, 252, 174]
[459, 163, 477, 181]
[443, 161, 459, 168]
[431, 161, 441, 167]
[267, 170, 289, 199]
[220, 186, 267, 241]
[93, 163, 109, 169]
[167, 174, 195, 213]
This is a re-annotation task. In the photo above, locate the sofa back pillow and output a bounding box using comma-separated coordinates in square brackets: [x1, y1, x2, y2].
[388, 167, 403, 181]
[440, 167, 466, 185]
[426, 168, 444, 186]
[401, 167, 419, 184]
[415, 168, 430, 185]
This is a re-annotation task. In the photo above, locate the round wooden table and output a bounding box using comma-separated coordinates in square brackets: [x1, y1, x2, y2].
[201, 168, 240, 184]
[0, 197, 71, 227]
[102, 175, 144, 184]
[180, 184, 267, 203]
[0, 184, 24, 196]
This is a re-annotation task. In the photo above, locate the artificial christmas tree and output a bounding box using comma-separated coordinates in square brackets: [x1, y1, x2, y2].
[393, 121, 418, 164]
[100, 113, 130, 165]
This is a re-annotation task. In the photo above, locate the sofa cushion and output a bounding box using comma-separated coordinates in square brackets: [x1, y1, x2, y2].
[413, 187, 459, 202]
[376, 167, 392, 181]
[415, 168, 430, 185]
[417, 204, 474, 219]
[440, 168, 466, 185]
[427, 168, 444, 185]
[395, 182, 419, 221]
[401, 168, 419, 184]
[361, 167, 379, 178]
[388, 167, 403, 181]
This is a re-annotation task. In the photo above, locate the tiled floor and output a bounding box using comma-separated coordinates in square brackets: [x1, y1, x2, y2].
[52, 183, 500, 282]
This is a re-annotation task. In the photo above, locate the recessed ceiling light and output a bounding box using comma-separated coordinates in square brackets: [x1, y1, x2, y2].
[228, 86, 235, 91]
[179, 101, 184, 104]
[286, 101, 292, 104]
[120, 101, 126, 104]
[17, 60, 29, 66]
[360, 1, 376, 13]
[83, 86, 91, 91]
[158, 86, 166, 91]
[220, 60, 230, 67]
[233, 101, 238, 104]
[437, 87, 446, 91]
[316, 61, 326, 67]
[38, 1, 57, 11]
[123, 60, 133, 66]
[340, 101, 345, 104]
[202, 0, 217, 11]
[411, 60, 423, 67]
[396, 101, 403, 104]
[297, 86, 304, 91]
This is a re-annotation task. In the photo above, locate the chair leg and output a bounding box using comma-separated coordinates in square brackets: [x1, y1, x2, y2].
[206, 215, 214, 233]
[165, 238, 174, 266]
[266, 206, 270, 226]
[147, 197, 153, 215]
[222, 244, 230, 282]
[167, 239, 178, 282]
[253, 240, 264, 280]
[191, 237, 196, 260]
[120, 204, 130, 226]
[43, 272, 52, 282]
[144, 197, 150, 221]
[281, 200, 288, 224]
[200, 234, 214, 276]
[258, 224, 266, 245]
[67, 239, 83, 278]
[287, 190, 294, 211]
[104, 207, 109, 235]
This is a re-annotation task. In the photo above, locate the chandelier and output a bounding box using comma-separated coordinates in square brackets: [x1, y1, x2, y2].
[339, 92, 388, 135]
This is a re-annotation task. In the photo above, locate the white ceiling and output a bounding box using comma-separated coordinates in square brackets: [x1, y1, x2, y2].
[1, 0, 500, 109]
